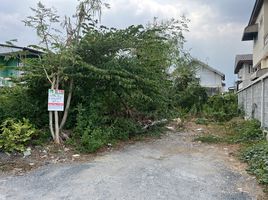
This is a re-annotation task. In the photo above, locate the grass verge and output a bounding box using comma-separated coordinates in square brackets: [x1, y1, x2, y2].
[194, 118, 268, 192]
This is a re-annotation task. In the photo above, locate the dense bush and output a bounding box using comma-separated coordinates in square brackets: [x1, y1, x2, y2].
[0, 86, 48, 127]
[0, 118, 36, 152]
[203, 93, 239, 122]
[70, 103, 141, 152]
[172, 62, 208, 113]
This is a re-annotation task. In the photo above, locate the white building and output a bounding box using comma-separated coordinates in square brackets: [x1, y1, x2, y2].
[195, 60, 225, 96]
[242, 0, 268, 78]
[237, 0, 268, 128]
[234, 54, 253, 90]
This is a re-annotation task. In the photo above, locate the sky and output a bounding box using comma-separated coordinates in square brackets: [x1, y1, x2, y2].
[0, 0, 255, 87]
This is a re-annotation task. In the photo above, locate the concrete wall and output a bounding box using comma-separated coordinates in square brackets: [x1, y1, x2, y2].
[238, 74, 268, 127]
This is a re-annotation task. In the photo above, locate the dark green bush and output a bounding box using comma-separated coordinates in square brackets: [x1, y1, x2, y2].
[0, 118, 36, 152]
[173, 83, 208, 113]
[203, 93, 239, 122]
[78, 128, 109, 153]
[71, 104, 142, 153]
[0, 86, 48, 127]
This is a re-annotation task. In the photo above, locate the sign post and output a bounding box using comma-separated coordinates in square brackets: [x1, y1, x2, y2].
[48, 89, 64, 111]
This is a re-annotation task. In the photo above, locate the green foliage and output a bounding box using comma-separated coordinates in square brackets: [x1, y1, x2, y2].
[194, 119, 263, 145]
[241, 141, 268, 184]
[78, 128, 108, 153]
[66, 19, 190, 152]
[71, 104, 141, 153]
[228, 119, 263, 143]
[8, 1, 190, 148]
[0, 87, 47, 127]
[171, 60, 208, 113]
[0, 118, 36, 152]
[30, 130, 52, 146]
[203, 93, 239, 122]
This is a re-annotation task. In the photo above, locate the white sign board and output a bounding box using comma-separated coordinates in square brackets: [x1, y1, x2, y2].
[48, 89, 64, 111]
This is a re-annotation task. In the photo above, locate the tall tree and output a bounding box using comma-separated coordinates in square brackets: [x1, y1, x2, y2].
[23, 1, 107, 143]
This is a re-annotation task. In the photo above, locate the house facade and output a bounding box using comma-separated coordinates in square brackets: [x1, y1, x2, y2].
[195, 60, 225, 96]
[234, 54, 253, 90]
[237, 0, 268, 127]
[0, 44, 41, 87]
[242, 0, 268, 79]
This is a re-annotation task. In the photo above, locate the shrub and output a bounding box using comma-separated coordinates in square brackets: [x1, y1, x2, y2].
[78, 128, 108, 153]
[0, 86, 48, 127]
[241, 141, 268, 184]
[173, 84, 208, 113]
[203, 93, 239, 122]
[230, 119, 263, 143]
[0, 118, 36, 152]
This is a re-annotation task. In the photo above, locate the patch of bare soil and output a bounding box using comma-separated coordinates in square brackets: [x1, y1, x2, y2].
[0, 143, 92, 176]
[0, 132, 162, 176]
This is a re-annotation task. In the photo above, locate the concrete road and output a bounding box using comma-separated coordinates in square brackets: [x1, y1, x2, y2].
[0, 132, 264, 200]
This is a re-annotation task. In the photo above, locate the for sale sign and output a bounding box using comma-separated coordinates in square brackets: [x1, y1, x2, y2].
[48, 89, 64, 111]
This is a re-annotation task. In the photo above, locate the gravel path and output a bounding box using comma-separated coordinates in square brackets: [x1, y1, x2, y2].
[0, 131, 264, 200]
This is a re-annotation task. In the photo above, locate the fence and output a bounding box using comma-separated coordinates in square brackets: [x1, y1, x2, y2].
[237, 73, 268, 128]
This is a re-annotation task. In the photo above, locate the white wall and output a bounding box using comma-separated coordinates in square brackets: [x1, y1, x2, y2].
[253, 3, 264, 68]
[253, 1, 268, 69]
[196, 66, 223, 89]
[238, 63, 253, 89]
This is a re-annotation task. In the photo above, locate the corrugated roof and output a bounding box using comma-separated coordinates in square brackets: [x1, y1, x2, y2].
[234, 54, 253, 74]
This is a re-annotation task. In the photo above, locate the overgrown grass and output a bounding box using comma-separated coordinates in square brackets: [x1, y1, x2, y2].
[240, 141, 268, 186]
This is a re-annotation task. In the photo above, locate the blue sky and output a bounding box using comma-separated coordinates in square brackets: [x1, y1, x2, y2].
[0, 0, 255, 87]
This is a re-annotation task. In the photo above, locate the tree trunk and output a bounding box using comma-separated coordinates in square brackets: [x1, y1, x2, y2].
[54, 74, 61, 144]
[60, 79, 73, 130]
[54, 111, 60, 144]
[49, 77, 56, 141]
[49, 111, 55, 140]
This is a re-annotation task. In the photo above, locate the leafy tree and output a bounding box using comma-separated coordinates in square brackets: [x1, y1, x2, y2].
[20, 0, 190, 148]
[22, 1, 108, 143]
[68, 19, 190, 151]
[172, 59, 208, 112]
